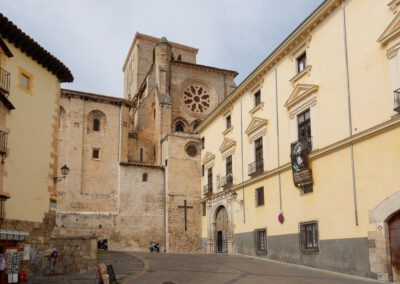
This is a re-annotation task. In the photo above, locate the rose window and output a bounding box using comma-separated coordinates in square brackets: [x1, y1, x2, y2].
[183, 85, 210, 114]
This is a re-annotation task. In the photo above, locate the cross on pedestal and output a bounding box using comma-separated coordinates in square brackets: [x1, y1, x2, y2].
[178, 200, 193, 231]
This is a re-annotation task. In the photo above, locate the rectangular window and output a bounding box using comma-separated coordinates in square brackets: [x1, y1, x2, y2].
[299, 221, 319, 253]
[226, 155, 232, 175]
[202, 202, 206, 217]
[202, 165, 204, 177]
[201, 137, 205, 150]
[226, 115, 231, 129]
[254, 137, 264, 172]
[254, 90, 261, 107]
[255, 229, 267, 253]
[297, 52, 307, 73]
[140, 148, 144, 162]
[297, 109, 312, 149]
[207, 167, 213, 191]
[20, 73, 30, 89]
[92, 148, 100, 159]
[255, 187, 264, 206]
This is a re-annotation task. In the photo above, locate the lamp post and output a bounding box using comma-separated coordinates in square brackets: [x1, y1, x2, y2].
[53, 164, 70, 183]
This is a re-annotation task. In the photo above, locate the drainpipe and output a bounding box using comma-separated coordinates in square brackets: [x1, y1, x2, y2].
[240, 98, 246, 224]
[274, 68, 283, 212]
[160, 135, 168, 252]
[342, 0, 359, 226]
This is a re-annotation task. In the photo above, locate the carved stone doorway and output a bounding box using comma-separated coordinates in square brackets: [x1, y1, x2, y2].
[215, 206, 228, 253]
[389, 210, 400, 282]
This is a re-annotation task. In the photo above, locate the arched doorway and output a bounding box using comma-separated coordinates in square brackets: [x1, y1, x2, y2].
[215, 206, 228, 253]
[389, 210, 400, 281]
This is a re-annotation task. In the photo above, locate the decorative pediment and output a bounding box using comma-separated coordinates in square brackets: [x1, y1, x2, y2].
[202, 152, 215, 165]
[284, 84, 319, 110]
[219, 138, 236, 153]
[378, 13, 400, 45]
[245, 117, 268, 136]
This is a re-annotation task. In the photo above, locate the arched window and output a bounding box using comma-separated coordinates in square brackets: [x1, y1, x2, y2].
[175, 121, 185, 133]
[142, 173, 148, 182]
[93, 118, 100, 131]
[177, 54, 182, 61]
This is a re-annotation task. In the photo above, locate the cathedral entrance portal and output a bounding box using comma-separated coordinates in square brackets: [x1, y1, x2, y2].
[215, 206, 228, 253]
[389, 210, 400, 281]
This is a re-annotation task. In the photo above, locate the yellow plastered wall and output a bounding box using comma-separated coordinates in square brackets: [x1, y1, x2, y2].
[200, 0, 400, 242]
[4, 40, 60, 222]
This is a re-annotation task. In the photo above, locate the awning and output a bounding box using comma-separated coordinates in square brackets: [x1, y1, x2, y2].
[0, 230, 29, 241]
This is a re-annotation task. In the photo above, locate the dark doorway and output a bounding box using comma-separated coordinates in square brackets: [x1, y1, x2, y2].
[215, 206, 228, 253]
[389, 211, 400, 280]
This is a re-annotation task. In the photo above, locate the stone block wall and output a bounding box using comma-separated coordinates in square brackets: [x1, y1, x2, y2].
[48, 236, 97, 274]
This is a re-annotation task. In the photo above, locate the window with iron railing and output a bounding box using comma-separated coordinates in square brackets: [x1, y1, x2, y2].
[0, 68, 10, 96]
[249, 137, 264, 175]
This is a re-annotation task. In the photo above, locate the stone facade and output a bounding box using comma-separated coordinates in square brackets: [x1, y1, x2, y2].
[57, 33, 237, 252]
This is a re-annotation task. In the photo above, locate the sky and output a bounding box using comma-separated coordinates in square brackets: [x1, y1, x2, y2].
[0, 0, 324, 98]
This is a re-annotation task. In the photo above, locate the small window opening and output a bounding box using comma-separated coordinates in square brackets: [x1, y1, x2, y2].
[93, 118, 100, 132]
[142, 173, 148, 182]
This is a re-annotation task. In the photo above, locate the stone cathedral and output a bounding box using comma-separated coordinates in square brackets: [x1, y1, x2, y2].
[56, 33, 237, 252]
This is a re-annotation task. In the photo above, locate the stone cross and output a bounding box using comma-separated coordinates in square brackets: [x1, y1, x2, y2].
[178, 200, 193, 231]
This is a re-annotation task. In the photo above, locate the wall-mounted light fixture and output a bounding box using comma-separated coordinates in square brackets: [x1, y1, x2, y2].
[232, 191, 243, 204]
[53, 164, 70, 183]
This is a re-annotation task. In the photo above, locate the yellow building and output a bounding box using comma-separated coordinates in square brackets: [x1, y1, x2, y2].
[0, 13, 73, 276]
[198, 0, 400, 281]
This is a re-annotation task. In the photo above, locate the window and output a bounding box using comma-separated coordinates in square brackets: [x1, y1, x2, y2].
[254, 137, 263, 172]
[297, 109, 312, 147]
[254, 90, 261, 107]
[226, 155, 232, 175]
[226, 115, 231, 129]
[255, 187, 264, 206]
[296, 52, 307, 73]
[142, 173, 148, 182]
[140, 148, 144, 162]
[92, 149, 100, 159]
[255, 229, 267, 253]
[202, 165, 205, 177]
[299, 221, 319, 253]
[20, 73, 30, 90]
[202, 203, 206, 217]
[93, 118, 100, 132]
[201, 137, 205, 150]
[207, 167, 213, 191]
[175, 121, 184, 132]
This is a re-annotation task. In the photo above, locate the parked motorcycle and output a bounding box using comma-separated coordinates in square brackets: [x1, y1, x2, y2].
[149, 241, 160, 252]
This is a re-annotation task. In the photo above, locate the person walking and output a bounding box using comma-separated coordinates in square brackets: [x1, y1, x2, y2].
[49, 249, 58, 274]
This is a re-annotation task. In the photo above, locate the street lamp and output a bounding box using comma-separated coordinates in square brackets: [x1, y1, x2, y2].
[53, 164, 70, 183]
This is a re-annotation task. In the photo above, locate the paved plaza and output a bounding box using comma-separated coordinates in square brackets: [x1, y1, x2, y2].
[28, 250, 383, 284]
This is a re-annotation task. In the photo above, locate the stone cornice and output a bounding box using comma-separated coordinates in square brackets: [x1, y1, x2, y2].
[196, 0, 341, 133]
[61, 89, 133, 107]
[171, 61, 238, 77]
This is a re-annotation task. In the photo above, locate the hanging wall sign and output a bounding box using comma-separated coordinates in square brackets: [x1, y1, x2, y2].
[290, 139, 313, 187]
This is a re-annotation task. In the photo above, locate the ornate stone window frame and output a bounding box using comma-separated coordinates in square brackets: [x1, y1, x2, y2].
[285, 84, 319, 149]
[289, 36, 312, 84]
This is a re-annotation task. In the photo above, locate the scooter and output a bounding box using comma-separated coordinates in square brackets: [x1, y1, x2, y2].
[149, 241, 160, 252]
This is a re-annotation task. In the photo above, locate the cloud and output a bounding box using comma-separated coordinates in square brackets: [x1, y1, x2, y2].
[0, 0, 323, 97]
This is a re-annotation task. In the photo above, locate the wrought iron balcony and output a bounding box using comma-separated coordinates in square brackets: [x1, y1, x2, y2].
[0, 68, 10, 97]
[248, 159, 264, 176]
[0, 131, 8, 162]
[394, 88, 400, 112]
[203, 184, 213, 196]
[220, 174, 233, 188]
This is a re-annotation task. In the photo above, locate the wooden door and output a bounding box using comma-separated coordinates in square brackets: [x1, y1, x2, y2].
[389, 211, 400, 280]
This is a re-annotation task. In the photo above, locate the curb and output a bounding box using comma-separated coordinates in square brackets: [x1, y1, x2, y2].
[119, 252, 149, 283]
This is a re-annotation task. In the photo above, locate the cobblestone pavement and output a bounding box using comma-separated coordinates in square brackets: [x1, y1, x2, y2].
[27, 250, 145, 284]
[134, 252, 382, 284]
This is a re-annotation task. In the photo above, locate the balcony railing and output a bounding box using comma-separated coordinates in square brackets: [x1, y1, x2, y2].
[220, 174, 233, 188]
[0, 131, 8, 162]
[394, 88, 400, 112]
[248, 159, 264, 176]
[0, 68, 10, 97]
[203, 184, 213, 196]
